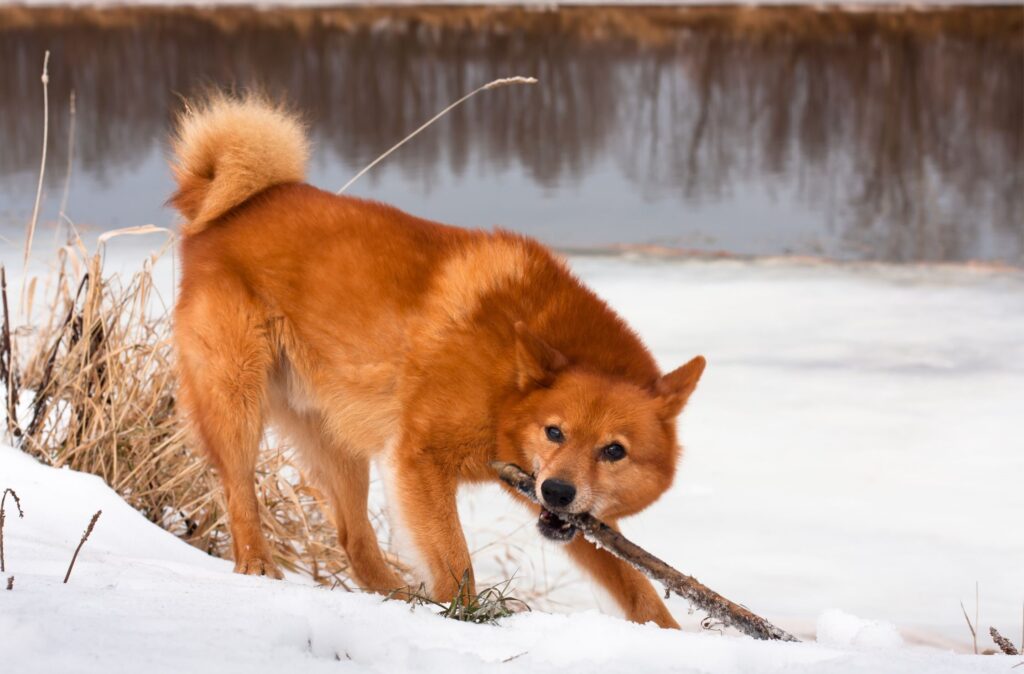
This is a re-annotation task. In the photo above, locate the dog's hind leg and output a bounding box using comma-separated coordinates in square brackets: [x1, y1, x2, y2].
[319, 448, 405, 593]
[272, 405, 405, 593]
[175, 278, 279, 578]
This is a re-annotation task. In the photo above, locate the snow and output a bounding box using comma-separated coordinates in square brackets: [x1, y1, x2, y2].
[1, 248, 1021, 671]
[0, 440, 1017, 674]
[816, 610, 903, 651]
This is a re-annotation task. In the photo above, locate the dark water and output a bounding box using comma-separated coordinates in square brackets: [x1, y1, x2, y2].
[1, 6, 1021, 264]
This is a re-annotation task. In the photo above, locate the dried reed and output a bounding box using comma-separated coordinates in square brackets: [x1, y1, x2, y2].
[1, 268, 19, 436]
[23, 50, 50, 290]
[337, 76, 536, 194]
[961, 582, 980, 655]
[63, 509, 100, 583]
[56, 90, 76, 245]
[0, 487, 24, 573]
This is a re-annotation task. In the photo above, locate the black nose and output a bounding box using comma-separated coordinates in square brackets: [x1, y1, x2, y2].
[541, 479, 577, 509]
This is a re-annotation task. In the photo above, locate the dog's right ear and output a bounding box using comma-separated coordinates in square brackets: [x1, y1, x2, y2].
[655, 355, 706, 419]
[514, 322, 567, 390]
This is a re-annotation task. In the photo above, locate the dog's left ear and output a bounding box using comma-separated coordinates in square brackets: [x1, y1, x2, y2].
[655, 356, 706, 418]
[514, 322, 568, 390]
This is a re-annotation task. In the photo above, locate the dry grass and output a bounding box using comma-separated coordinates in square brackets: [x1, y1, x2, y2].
[396, 572, 531, 626]
[1, 246, 397, 588]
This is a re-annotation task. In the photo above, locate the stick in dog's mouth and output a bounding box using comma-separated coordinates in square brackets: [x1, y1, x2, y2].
[492, 460, 802, 642]
[537, 507, 578, 542]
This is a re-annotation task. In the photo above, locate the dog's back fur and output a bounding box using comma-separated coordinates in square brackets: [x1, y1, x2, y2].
[170, 96, 703, 629]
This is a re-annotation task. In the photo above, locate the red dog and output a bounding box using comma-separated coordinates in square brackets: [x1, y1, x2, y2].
[170, 95, 704, 628]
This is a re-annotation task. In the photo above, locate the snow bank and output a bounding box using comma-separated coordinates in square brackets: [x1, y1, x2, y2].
[0, 443, 1014, 674]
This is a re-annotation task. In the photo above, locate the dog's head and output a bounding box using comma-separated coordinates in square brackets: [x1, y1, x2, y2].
[498, 323, 705, 542]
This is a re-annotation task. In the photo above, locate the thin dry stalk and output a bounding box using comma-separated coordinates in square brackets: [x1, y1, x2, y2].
[493, 462, 798, 642]
[23, 50, 50, 289]
[63, 509, 101, 583]
[1, 487, 25, 573]
[1, 267, 20, 437]
[5, 576, 11, 590]
[56, 90, 76, 245]
[23, 272, 89, 440]
[337, 76, 537, 194]
[961, 587, 979, 655]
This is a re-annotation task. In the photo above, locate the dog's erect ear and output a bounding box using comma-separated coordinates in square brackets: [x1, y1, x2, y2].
[514, 322, 568, 390]
[655, 356, 706, 419]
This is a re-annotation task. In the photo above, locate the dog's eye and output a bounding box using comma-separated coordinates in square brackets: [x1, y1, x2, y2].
[601, 443, 627, 462]
[545, 426, 564, 443]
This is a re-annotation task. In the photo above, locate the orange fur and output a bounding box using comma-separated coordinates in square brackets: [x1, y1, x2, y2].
[170, 95, 705, 628]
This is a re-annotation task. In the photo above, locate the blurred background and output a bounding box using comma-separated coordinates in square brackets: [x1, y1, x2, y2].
[1, 4, 1020, 264]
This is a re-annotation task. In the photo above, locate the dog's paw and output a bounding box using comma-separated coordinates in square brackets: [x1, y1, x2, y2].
[234, 555, 283, 579]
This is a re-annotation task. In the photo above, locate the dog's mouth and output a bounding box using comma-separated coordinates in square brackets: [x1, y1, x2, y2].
[537, 507, 578, 542]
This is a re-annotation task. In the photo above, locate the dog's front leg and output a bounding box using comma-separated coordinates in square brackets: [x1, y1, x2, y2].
[392, 446, 475, 603]
[566, 528, 680, 629]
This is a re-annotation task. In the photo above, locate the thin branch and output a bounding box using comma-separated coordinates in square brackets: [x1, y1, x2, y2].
[492, 462, 799, 642]
[5, 576, 11, 591]
[64, 510, 101, 584]
[337, 76, 537, 194]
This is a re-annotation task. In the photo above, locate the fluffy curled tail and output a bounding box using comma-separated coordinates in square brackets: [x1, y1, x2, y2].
[169, 94, 308, 235]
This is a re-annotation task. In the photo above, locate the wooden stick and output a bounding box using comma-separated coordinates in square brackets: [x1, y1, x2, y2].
[491, 461, 799, 642]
